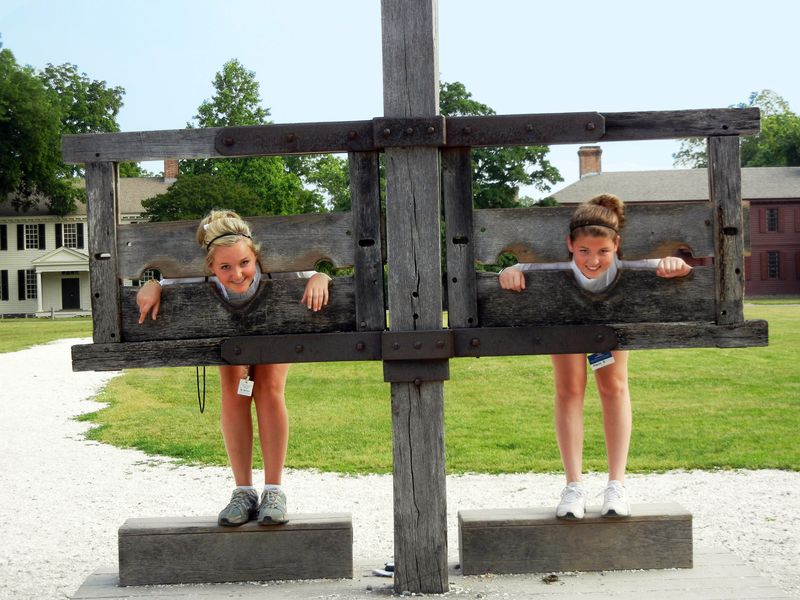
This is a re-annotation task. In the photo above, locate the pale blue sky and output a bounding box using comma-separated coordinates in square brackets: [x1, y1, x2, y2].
[2, 0, 797, 197]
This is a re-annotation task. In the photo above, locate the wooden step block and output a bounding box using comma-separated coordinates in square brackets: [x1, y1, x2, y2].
[118, 513, 352, 586]
[458, 502, 692, 575]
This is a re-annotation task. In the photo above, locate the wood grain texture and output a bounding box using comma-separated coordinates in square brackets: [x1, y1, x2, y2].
[474, 203, 715, 265]
[118, 212, 354, 279]
[477, 268, 716, 326]
[708, 136, 745, 325]
[458, 503, 692, 575]
[85, 162, 121, 343]
[442, 147, 478, 328]
[349, 151, 386, 331]
[602, 108, 760, 141]
[118, 513, 352, 586]
[121, 278, 356, 342]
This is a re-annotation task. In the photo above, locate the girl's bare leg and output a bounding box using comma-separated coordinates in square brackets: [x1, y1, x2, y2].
[594, 350, 631, 483]
[218, 365, 255, 486]
[252, 363, 291, 485]
[551, 353, 588, 483]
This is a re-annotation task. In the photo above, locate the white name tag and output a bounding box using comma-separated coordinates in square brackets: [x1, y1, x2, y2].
[588, 352, 615, 370]
[237, 376, 254, 397]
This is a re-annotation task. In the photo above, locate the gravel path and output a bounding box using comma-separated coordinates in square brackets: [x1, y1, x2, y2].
[0, 338, 797, 600]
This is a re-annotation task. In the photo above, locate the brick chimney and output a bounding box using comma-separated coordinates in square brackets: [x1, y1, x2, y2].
[163, 159, 179, 183]
[578, 146, 602, 179]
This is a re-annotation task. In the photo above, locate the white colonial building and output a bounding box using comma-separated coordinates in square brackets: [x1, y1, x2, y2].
[0, 175, 171, 317]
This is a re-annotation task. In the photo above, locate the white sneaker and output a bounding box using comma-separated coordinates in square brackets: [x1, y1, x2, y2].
[556, 481, 586, 519]
[601, 480, 630, 517]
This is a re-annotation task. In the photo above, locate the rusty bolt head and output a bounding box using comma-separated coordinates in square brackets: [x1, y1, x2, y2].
[413, 341, 422, 350]
[223, 137, 235, 147]
[348, 131, 358, 140]
[435, 340, 445, 349]
[463, 127, 472, 135]
[427, 126, 435, 134]
[470, 337, 480, 348]
[586, 122, 596, 131]
[356, 341, 365, 351]
[595, 334, 604, 343]
[233, 346, 242, 355]
[286, 133, 296, 142]
[526, 124, 534, 132]
[414, 378, 422, 386]
[295, 344, 304, 353]
[405, 127, 414, 135]
[383, 128, 391, 137]
[392, 342, 400, 350]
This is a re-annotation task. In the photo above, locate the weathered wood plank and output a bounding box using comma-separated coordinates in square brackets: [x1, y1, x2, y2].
[474, 203, 715, 265]
[477, 268, 716, 326]
[62, 109, 760, 164]
[118, 513, 352, 586]
[382, 0, 448, 594]
[708, 136, 745, 325]
[349, 151, 386, 331]
[121, 278, 356, 342]
[612, 319, 768, 350]
[118, 212, 354, 279]
[85, 162, 121, 343]
[72, 337, 228, 371]
[442, 147, 478, 327]
[458, 503, 692, 575]
[602, 108, 760, 141]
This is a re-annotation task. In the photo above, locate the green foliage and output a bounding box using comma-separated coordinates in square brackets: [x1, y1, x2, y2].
[76, 306, 798, 474]
[0, 44, 81, 215]
[169, 59, 324, 219]
[440, 81, 562, 208]
[674, 90, 800, 168]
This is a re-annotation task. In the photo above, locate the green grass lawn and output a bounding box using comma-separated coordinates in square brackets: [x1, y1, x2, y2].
[0, 317, 93, 353]
[76, 305, 799, 474]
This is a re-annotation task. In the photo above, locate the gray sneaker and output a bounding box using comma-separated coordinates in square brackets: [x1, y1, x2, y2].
[258, 488, 289, 525]
[218, 488, 258, 526]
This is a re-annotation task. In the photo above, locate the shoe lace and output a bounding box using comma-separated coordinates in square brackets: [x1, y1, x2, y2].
[600, 482, 625, 503]
[261, 490, 281, 508]
[561, 485, 584, 503]
[229, 489, 254, 511]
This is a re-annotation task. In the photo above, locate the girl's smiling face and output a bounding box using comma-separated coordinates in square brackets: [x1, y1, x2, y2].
[209, 239, 258, 293]
[568, 233, 619, 279]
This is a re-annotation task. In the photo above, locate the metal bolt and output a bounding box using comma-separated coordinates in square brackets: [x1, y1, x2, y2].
[586, 122, 596, 131]
[233, 346, 242, 355]
[223, 137, 235, 146]
[295, 344, 304, 353]
[286, 133, 296, 142]
[595, 334, 604, 342]
[405, 127, 414, 135]
[470, 338, 480, 348]
[392, 342, 400, 350]
[359, 321, 367, 329]
[426, 126, 435, 134]
[435, 340, 445, 349]
[463, 127, 472, 135]
[356, 342, 365, 351]
[526, 124, 534, 132]
[413, 341, 422, 350]
[413, 378, 422, 386]
[348, 131, 358, 140]
[383, 128, 391, 137]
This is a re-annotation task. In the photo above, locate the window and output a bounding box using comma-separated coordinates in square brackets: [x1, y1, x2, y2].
[767, 251, 780, 279]
[25, 224, 40, 249]
[25, 269, 37, 299]
[56, 223, 84, 249]
[136, 269, 161, 287]
[766, 208, 779, 232]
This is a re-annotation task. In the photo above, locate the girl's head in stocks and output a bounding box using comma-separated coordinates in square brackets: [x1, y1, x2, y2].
[196, 210, 262, 293]
[567, 194, 625, 280]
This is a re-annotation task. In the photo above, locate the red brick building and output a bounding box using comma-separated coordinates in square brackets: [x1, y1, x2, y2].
[553, 146, 800, 297]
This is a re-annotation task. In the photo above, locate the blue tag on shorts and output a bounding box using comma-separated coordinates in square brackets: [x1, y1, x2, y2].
[588, 351, 615, 370]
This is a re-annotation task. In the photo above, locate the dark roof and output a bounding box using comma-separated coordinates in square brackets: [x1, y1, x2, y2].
[553, 166, 800, 204]
[0, 177, 170, 217]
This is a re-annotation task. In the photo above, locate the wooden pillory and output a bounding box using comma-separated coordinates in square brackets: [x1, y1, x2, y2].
[64, 0, 767, 594]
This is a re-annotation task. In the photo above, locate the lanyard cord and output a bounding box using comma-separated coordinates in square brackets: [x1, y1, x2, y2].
[196, 366, 206, 413]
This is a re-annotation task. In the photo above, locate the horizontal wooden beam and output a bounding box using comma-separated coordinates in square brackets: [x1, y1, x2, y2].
[474, 202, 718, 264]
[72, 319, 767, 372]
[62, 109, 760, 163]
[118, 212, 355, 279]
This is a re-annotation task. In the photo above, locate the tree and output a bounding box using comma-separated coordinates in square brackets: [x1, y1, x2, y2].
[142, 174, 264, 221]
[0, 43, 80, 215]
[439, 81, 562, 208]
[173, 59, 324, 217]
[673, 90, 800, 168]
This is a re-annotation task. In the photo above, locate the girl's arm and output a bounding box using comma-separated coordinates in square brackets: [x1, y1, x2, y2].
[498, 262, 571, 292]
[136, 279, 162, 323]
[655, 257, 692, 278]
[300, 272, 331, 312]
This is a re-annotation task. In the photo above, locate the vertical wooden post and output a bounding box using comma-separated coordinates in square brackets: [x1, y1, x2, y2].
[349, 151, 386, 331]
[381, 0, 448, 593]
[85, 161, 121, 343]
[707, 136, 745, 325]
[442, 148, 478, 328]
